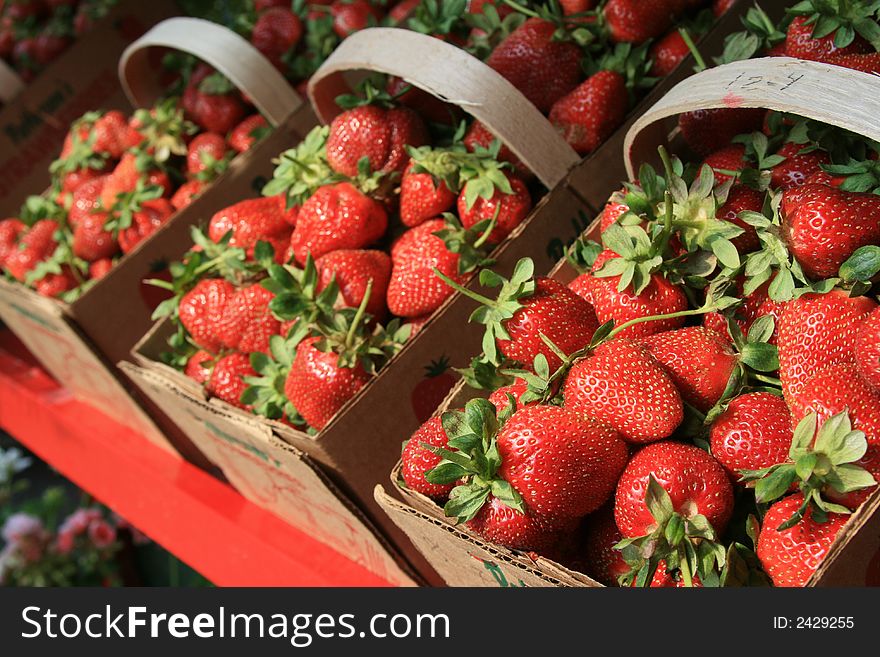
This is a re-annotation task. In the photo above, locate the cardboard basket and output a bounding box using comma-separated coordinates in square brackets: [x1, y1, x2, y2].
[375, 56, 880, 587]
[0, 17, 313, 459]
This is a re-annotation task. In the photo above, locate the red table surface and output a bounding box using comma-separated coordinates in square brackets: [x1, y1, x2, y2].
[0, 329, 392, 587]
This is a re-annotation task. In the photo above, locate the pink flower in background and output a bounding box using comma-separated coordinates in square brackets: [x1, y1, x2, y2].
[87, 520, 116, 549]
[1, 513, 45, 545]
[59, 508, 103, 536]
[55, 529, 76, 555]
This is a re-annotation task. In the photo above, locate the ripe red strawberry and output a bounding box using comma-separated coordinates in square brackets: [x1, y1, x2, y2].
[649, 29, 690, 77]
[466, 495, 571, 553]
[399, 159, 456, 228]
[183, 83, 246, 135]
[781, 183, 880, 280]
[207, 353, 255, 409]
[583, 505, 629, 586]
[284, 336, 371, 430]
[68, 174, 109, 229]
[598, 195, 629, 233]
[401, 415, 455, 499]
[209, 195, 296, 262]
[411, 358, 456, 424]
[615, 441, 734, 537]
[790, 363, 880, 509]
[604, 0, 676, 44]
[386, 219, 465, 318]
[92, 110, 136, 159]
[330, 0, 383, 37]
[4, 220, 58, 281]
[33, 267, 77, 299]
[709, 392, 793, 480]
[718, 184, 762, 253]
[757, 494, 848, 587]
[72, 212, 117, 262]
[641, 327, 738, 413]
[178, 278, 235, 353]
[785, 15, 870, 62]
[186, 132, 228, 177]
[770, 142, 830, 191]
[100, 153, 171, 209]
[215, 284, 280, 354]
[827, 51, 880, 74]
[702, 144, 747, 183]
[713, 0, 735, 16]
[117, 199, 174, 254]
[548, 70, 628, 156]
[457, 171, 531, 244]
[58, 166, 109, 199]
[290, 182, 388, 264]
[464, 121, 530, 178]
[855, 308, 880, 391]
[87, 259, 112, 281]
[326, 105, 428, 177]
[777, 290, 877, 406]
[564, 339, 684, 444]
[0, 219, 26, 269]
[703, 278, 777, 341]
[171, 180, 205, 210]
[250, 6, 303, 69]
[315, 249, 392, 320]
[679, 108, 765, 157]
[184, 350, 214, 385]
[486, 18, 582, 113]
[228, 114, 269, 153]
[488, 378, 530, 416]
[586, 250, 688, 340]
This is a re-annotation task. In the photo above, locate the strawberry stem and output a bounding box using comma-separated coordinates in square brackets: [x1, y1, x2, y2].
[501, 0, 539, 19]
[472, 215, 498, 250]
[678, 28, 706, 72]
[345, 280, 373, 350]
[680, 557, 695, 588]
[605, 305, 720, 342]
[434, 268, 497, 307]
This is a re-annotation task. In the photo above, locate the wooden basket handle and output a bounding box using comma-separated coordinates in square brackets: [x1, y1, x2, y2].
[624, 57, 880, 180]
[0, 59, 24, 104]
[307, 27, 580, 189]
[118, 17, 302, 127]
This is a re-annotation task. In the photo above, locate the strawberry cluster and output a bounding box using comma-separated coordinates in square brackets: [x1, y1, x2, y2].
[0, 0, 118, 83]
[399, 7, 880, 584]
[0, 69, 269, 300]
[154, 80, 534, 434]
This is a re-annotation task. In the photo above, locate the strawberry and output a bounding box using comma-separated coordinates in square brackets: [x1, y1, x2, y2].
[785, 15, 870, 62]
[456, 171, 531, 244]
[330, 0, 383, 38]
[100, 153, 171, 210]
[0, 219, 26, 269]
[228, 114, 269, 153]
[855, 308, 880, 390]
[563, 339, 684, 444]
[284, 335, 371, 430]
[464, 121, 530, 178]
[178, 278, 235, 353]
[325, 105, 427, 178]
[486, 18, 582, 113]
[781, 183, 880, 280]
[717, 184, 763, 253]
[465, 495, 571, 553]
[411, 357, 456, 424]
[183, 80, 246, 135]
[487, 378, 530, 416]
[703, 278, 776, 341]
[4, 220, 58, 281]
[184, 350, 214, 385]
[709, 392, 793, 480]
[186, 132, 228, 178]
[72, 212, 117, 262]
[757, 494, 848, 587]
[215, 284, 280, 354]
[171, 180, 204, 211]
[250, 6, 303, 70]
[586, 250, 688, 340]
[827, 51, 880, 74]
[88, 258, 113, 281]
[549, 70, 628, 156]
[649, 29, 691, 77]
[702, 144, 747, 183]
[604, 0, 676, 44]
[401, 415, 455, 499]
[117, 199, 174, 254]
[713, 0, 735, 16]
[598, 195, 630, 233]
[207, 353, 255, 409]
[208, 195, 296, 262]
[583, 505, 629, 586]
[315, 248, 391, 320]
[399, 158, 457, 228]
[386, 219, 467, 318]
[89, 110, 134, 159]
[679, 108, 765, 157]
[289, 182, 388, 264]
[33, 266, 77, 298]
[770, 142, 830, 191]
[777, 290, 877, 406]
[641, 327, 738, 413]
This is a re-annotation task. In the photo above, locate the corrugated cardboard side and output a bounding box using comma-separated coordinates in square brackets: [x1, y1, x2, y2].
[122, 362, 419, 587]
[0, 0, 179, 215]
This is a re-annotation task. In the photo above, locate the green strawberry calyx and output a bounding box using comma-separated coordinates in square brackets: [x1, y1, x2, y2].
[615, 475, 727, 588]
[788, 0, 880, 52]
[242, 331, 308, 425]
[739, 410, 877, 530]
[263, 254, 341, 328]
[261, 126, 344, 208]
[422, 397, 523, 523]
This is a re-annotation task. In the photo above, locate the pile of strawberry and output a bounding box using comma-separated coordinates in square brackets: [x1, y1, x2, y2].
[398, 8, 880, 585]
[0, 0, 118, 82]
[152, 80, 535, 434]
[0, 66, 269, 301]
